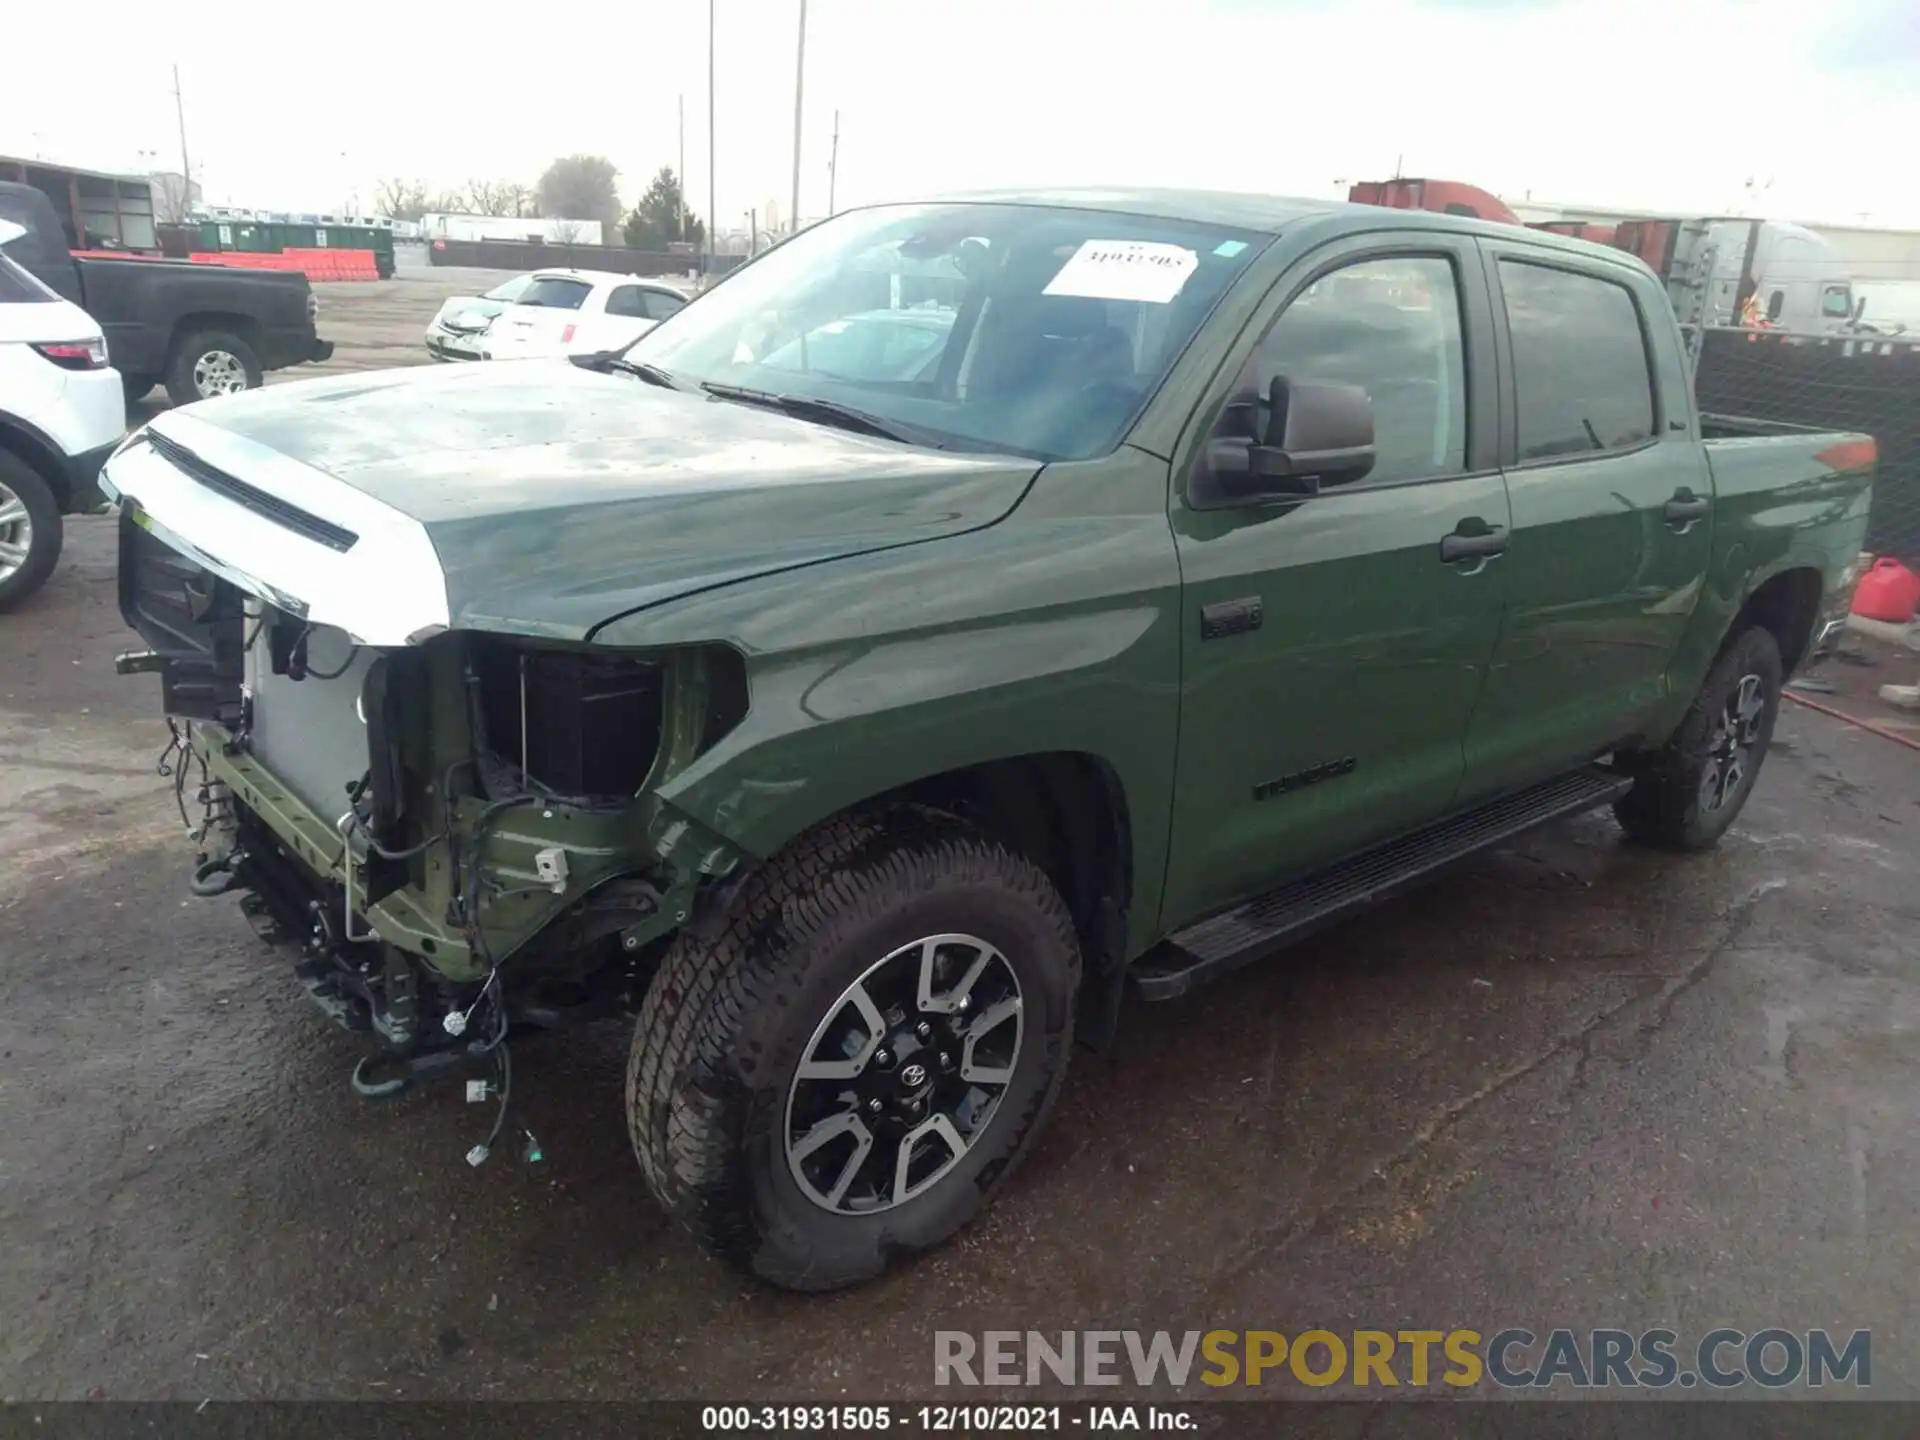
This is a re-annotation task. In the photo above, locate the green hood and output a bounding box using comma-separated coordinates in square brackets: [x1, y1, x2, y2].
[171, 361, 1041, 639]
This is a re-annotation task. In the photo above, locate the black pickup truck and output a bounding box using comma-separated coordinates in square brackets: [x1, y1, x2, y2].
[0, 182, 333, 406]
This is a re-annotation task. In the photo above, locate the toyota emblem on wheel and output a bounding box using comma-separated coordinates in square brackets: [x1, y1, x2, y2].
[900, 1063, 928, 1088]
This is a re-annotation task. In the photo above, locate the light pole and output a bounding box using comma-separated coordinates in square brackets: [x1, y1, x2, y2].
[707, 0, 717, 273]
[172, 64, 193, 207]
[789, 0, 808, 239]
[827, 109, 840, 216]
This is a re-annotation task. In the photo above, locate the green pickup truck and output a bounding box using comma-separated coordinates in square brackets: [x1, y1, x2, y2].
[104, 188, 1874, 1290]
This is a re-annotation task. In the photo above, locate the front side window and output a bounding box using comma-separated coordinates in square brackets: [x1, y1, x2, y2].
[1249, 255, 1468, 484]
[624, 202, 1266, 459]
[514, 277, 591, 311]
[1499, 260, 1655, 461]
[1822, 284, 1854, 319]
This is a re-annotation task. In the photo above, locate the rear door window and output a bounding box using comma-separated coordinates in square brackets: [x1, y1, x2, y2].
[0, 250, 59, 302]
[1498, 260, 1655, 460]
[514, 277, 591, 310]
[641, 289, 686, 320]
[604, 285, 648, 318]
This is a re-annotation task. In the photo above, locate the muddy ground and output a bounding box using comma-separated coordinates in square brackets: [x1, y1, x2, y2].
[0, 274, 1913, 1403]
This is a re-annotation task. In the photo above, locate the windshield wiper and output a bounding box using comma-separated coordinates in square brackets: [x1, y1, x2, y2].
[699, 381, 940, 448]
[571, 351, 679, 388]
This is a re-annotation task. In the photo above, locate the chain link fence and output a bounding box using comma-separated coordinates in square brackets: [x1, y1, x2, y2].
[1694, 326, 1920, 560]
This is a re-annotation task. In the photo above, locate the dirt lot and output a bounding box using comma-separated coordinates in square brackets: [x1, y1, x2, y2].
[2, 275, 1916, 1403]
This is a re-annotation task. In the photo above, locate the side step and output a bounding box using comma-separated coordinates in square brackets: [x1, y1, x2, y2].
[1133, 766, 1633, 1001]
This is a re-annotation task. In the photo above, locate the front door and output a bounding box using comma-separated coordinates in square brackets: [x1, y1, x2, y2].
[1160, 237, 1510, 930]
[1458, 244, 1715, 802]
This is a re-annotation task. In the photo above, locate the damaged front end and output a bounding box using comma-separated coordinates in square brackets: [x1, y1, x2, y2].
[114, 508, 750, 1120]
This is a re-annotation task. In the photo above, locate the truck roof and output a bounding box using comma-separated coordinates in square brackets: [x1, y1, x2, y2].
[914, 186, 1658, 270]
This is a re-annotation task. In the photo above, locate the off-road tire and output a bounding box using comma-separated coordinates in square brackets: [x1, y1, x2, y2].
[1614, 625, 1783, 850]
[165, 330, 263, 406]
[0, 451, 63, 612]
[627, 806, 1081, 1291]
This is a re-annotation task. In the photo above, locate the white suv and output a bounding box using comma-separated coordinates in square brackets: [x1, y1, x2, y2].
[0, 219, 127, 609]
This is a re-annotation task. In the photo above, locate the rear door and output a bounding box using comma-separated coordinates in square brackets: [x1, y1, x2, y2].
[1457, 242, 1714, 801]
[597, 283, 660, 349]
[1160, 234, 1510, 927]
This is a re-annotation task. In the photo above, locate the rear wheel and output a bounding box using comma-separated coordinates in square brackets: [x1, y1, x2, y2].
[627, 807, 1081, 1290]
[1614, 625, 1783, 850]
[122, 374, 155, 404]
[165, 330, 263, 406]
[0, 451, 63, 611]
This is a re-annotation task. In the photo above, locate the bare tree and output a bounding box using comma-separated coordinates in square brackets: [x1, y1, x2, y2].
[465, 178, 533, 218]
[148, 171, 200, 224]
[373, 177, 431, 223]
[548, 218, 584, 244]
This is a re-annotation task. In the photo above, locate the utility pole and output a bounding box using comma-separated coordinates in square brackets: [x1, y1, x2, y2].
[172, 64, 193, 209]
[707, 0, 717, 273]
[827, 109, 840, 216]
[789, 0, 808, 239]
[678, 92, 687, 237]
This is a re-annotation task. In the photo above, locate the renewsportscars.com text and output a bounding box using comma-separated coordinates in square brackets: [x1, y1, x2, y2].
[933, 1328, 1871, 1390]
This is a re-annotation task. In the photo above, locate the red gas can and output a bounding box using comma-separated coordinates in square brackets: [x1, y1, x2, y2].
[1851, 557, 1920, 623]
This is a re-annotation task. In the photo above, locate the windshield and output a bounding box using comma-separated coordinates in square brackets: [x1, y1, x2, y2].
[514, 277, 592, 310]
[625, 202, 1267, 459]
[483, 273, 536, 303]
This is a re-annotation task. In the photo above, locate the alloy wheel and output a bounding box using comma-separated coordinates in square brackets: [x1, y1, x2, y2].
[193, 349, 250, 398]
[784, 933, 1024, 1215]
[1702, 672, 1766, 813]
[0, 481, 33, 583]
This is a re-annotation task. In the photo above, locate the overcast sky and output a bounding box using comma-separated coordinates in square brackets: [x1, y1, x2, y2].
[4, 0, 1916, 228]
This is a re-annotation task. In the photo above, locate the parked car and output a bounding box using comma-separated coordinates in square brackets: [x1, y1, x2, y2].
[0, 218, 125, 609]
[424, 273, 537, 361]
[758, 306, 957, 383]
[477, 269, 687, 360]
[0, 181, 333, 406]
[104, 189, 1874, 1292]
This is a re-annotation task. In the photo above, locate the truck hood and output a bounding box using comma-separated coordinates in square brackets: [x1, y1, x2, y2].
[104, 361, 1040, 643]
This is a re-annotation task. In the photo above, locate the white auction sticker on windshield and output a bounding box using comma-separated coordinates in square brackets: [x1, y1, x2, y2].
[1042, 240, 1198, 304]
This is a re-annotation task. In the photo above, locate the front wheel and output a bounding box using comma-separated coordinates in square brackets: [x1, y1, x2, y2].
[627, 807, 1081, 1291]
[165, 330, 263, 406]
[1614, 625, 1783, 850]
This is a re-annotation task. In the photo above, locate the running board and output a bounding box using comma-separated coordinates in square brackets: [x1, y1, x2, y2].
[1133, 767, 1633, 1001]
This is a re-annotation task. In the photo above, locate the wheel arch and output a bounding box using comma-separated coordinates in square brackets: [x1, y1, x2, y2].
[167, 311, 267, 361]
[0, 417, 70, 511]
[1733, 564, 1824, 676]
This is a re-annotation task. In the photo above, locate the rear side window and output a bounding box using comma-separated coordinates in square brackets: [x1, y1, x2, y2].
[641, 289, 686, 320]
[1499, 260, 1655, 460]
[604, 285, 647, 317]
[515, 277, 591, 310]
[0, 250, 59, 303]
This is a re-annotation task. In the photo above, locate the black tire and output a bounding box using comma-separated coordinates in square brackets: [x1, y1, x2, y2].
[0, 451, 63, 612]
[628, 806, 1081, 1291]
[122, 374, 155, 404]
[1614, 625, 1783, 851]
[164, 330, 263, 406]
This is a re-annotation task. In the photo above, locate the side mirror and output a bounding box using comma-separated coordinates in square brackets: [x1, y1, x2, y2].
[1194, 376, 1376, 506]
[1854, 295, 1868, 321]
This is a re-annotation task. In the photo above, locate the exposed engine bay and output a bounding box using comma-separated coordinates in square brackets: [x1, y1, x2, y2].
[118, 514, 750, 1162]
